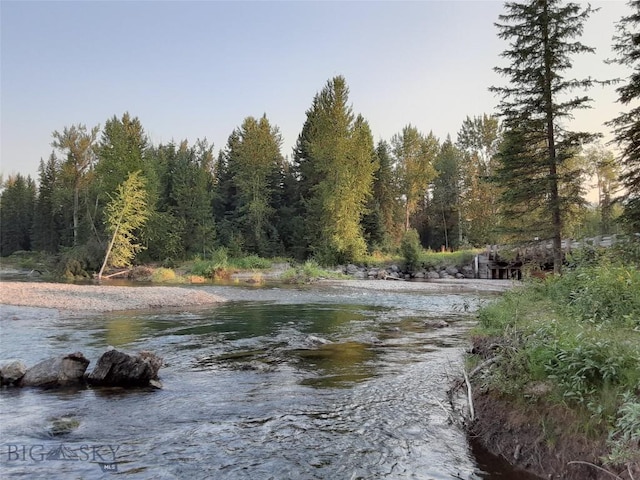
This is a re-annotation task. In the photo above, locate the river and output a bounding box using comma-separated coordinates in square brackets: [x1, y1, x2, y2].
[0, 282, 538, 479]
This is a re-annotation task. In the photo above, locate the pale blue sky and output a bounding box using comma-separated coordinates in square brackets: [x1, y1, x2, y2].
[0, 0, 632, 181]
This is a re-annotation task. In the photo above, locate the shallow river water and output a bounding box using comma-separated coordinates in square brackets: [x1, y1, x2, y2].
[0, 283, 537, 479]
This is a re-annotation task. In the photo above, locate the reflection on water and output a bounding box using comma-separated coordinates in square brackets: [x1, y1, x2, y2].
[0, 285, 534, 479]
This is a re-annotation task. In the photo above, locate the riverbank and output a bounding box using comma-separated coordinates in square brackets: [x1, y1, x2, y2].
[466, 252, 640, 480]
[0, 277, 515, 313]
[0, 281, 226, 312]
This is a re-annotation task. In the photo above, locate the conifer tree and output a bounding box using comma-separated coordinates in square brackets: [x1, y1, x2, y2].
[33, 154, 64, 252]
[608, 0, 640, 230]
[294, 76, 377, 263]
[222, 115, 285, 256]
[0, 174, 36, 255]
[491, 0, 600, 272]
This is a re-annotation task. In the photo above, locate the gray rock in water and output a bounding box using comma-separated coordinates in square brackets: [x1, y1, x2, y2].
[305, 335, 332, 346]
[47, 415, 81, 436]
[20, 353, 89, 388]
[0, 359, 27, 385]
[87, 349, 163, 387]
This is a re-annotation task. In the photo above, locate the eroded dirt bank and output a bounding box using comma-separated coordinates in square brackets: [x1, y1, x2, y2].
[467, 338, 639, 480]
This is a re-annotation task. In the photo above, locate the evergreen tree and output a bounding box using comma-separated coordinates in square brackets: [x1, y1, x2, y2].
[294, 76, 377, 263]
[0, 174, 36, 255]
[491, 0, 600, 272]
[608, 0, 640, 230]
[33, 154, 65, 252]
[154, 140, 215, 259]
[95, 113, 154, 213]
[222, 115, 285, 256]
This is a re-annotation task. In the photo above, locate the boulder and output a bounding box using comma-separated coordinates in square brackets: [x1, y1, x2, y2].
[426, 271, 440, 279]
[461, 265, 475, 278]
[87, 349, 162, 387]
[20, 352, 89, 388]
[445, 266, 459, 276]
[0, 359, 27, 385]
[345, 264, 360, 275]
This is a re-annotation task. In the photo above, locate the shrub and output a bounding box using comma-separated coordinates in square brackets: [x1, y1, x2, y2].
[401, 229, 422, 272]
[281, 260, 346, 284]
[151, 267, 182, 283]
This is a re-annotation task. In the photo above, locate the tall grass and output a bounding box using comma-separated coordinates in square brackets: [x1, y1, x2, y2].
[473, 243, 640, 463]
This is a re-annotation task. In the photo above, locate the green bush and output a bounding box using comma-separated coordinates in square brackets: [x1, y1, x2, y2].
[400, 229, 422, 272]
[281, 260, 346, 284]
[472, 244, 640, 461]
[230, 255, 272, 270]
[151, 267, 183, 283]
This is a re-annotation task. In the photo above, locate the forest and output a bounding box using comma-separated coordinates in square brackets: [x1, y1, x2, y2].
[1, 0, 638, 277]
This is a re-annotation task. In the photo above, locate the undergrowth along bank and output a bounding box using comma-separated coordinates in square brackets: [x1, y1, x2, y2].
[469, 241, 640, 475]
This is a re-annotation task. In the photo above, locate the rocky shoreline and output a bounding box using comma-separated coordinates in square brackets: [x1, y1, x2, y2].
[0, 277, 515, 313]
[0, 281, 226, 312]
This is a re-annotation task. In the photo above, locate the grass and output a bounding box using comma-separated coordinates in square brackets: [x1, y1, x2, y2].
[471, 243, 640, 465]
[280, 260, 347, 284]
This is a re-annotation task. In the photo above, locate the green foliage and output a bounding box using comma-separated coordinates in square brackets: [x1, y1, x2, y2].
[280, 260, 346, 284]
[0, 174, 36, 256]
[400, 229, 422, 271]
[219, 115, 285, 257]
[150, 267, 182, 283]
[456, 114, 502, 246]
[99, 171, 149, 278]
[607, 0, 640, 231]
[231, 255, 272, 270]
[491, 0, 600, 271]
[551, 263, 640, 326]
[189, 247, 229, 278]
[294, 76, 377, 264]
[608, 393, 640, 464]
[51, 123, 100, 247]
[391, 125, 439, 231]
[56, 241, 104, 279]
[473, 243, 640, 462]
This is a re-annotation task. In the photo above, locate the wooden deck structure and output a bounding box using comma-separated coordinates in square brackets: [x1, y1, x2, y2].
[474, 234, 637, 280]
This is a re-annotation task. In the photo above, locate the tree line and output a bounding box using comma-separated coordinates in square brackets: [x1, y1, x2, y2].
[1, 0, 638, 274]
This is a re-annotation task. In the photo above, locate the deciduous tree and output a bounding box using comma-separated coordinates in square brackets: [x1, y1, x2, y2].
[52, 124, 99, 246]
[98, 171, 149, 280]
[391, 126, 438, 232]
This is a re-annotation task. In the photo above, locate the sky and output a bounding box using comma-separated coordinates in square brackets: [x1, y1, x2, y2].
[0, 0, 633, 183]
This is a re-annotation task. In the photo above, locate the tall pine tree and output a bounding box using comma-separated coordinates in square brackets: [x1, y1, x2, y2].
[294, 76, 377, 263]
[608, 0, 640, 231]
[491, 0, 599, 272]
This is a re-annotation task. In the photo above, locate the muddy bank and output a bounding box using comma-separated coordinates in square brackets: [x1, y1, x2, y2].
[467, 336, 639, 480]
[0, 281, 226, 312]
